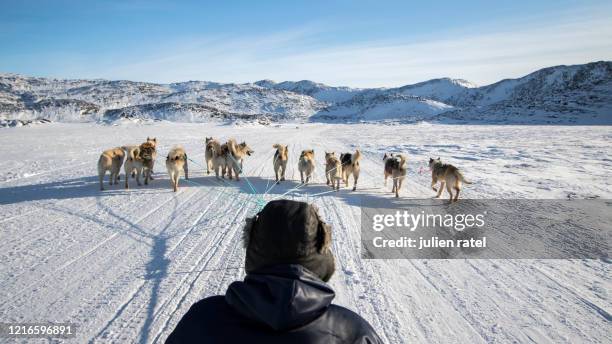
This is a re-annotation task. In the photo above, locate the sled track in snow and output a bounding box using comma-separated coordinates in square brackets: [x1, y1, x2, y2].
[93, 150, 270, 342]
[1, 186, 205, 316]
[1, 123, 610, 343]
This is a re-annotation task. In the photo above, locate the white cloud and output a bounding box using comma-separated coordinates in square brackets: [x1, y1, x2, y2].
[100, 12, 612, 87]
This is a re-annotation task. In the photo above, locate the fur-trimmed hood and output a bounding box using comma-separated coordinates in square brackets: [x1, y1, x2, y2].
[242, 200, 335, 283]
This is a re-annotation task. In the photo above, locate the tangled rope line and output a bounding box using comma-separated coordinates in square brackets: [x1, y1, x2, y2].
[185, 157, 264, 209]
[182, 151, 431, 212]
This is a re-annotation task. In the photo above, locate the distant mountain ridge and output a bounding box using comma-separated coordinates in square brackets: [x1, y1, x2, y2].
[1, 61, 610, 126]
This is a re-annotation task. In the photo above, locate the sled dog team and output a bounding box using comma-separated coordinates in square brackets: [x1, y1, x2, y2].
[98, 137, 471, 201]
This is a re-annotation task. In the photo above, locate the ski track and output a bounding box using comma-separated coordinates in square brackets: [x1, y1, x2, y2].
[0, 122, 610, 343]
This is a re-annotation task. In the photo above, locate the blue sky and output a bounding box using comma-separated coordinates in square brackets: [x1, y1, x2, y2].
[1, 0, 611, 87]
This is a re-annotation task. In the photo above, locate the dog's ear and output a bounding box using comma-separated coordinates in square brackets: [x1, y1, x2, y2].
[242, 216, 257, 249]
[437, 157, 440, 160]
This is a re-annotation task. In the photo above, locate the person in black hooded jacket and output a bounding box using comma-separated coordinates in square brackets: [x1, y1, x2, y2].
[165, 199, 383, 344]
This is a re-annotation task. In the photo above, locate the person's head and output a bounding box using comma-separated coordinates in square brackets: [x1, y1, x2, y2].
[242, 200, 335, 282]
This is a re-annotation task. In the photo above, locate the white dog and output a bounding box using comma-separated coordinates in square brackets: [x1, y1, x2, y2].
[122, 141, 156, 189]
[272, 144, 289, 183]
[97, 147, 125, 190]
[298, 150, 315, 184]
[166, 146, 189, 192]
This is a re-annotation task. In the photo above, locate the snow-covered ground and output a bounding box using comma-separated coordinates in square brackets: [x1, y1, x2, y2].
[0, 122, 610, 343]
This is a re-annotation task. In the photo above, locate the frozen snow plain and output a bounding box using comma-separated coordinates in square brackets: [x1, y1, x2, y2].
[0, 121, 610, 343]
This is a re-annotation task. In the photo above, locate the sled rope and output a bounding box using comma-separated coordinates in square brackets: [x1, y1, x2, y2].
[187, 157, 265, 208]
[227, 154, 259, 196]
[264, 152, 279, 195]
[307, 189, 339, 197]
[182, 177, 262, 206]
[263, 152, 286, 196]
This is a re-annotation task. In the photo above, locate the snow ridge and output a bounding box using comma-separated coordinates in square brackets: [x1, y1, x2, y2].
[1, 61, 610, 125]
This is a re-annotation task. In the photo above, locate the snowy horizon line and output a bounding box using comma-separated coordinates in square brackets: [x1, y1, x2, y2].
[2, 60, 610, 90]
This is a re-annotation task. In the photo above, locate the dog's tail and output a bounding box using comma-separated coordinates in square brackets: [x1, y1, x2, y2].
[227, 139, 238, 157]
[398, 154, 407, 168]
[122, 146, 139, 162]
[168, 146, 185, 161]
[352, 149, 362, 164]
[457, 170, 473, 184]
[97, 154, 105, 170]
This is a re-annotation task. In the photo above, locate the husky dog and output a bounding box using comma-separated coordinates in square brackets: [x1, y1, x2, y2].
[146, 137, 158, 179]
[123, 141, 156, 189]
[123, 137, 157, 179]
[272, 144, 289, 183]
[98, 147, 125, 190]
[120, 145, 140, 178]
[122, 146, 142, 187]
[340, 150, 362, 191]
[225, 139, 254, 181]
[298, 150, 315, 184]
[204, 137, 215, 174]
[325, 152, 342, 190]
[429, 157, 472, 202]
[205, 138, 227, 178]
[383, 153, 407, 198]
[166, 146, 189, 192]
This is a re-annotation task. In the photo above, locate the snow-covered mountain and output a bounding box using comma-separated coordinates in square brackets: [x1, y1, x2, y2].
[0, 75, 326, 124]
[254, 79, 362, 103]
[311, 91, 454, 122]
[1, 61, 610, 126]
[434, 61, 612, 124]
[396, 78, 477, 104]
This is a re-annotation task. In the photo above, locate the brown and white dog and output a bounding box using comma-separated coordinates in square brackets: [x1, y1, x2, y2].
[205, 138, 227, 179]
[298, 150, 315, 184]
[272, 144, 289, 183]
[204, 137, 215, 175]
[98, 147, 125, 190]
[123, 141, 156, 189]
[123, 137, 157, 179]
[120, 145, 140, 178]
[383, 153, 407, 198]
[166, 146, 189, 192]
[340, 150, 361, 191]
[325, 152, 342, 190]
[429, 157, 471, 202]
[146, 137, 158, 179]
[225, 138, 254, 181]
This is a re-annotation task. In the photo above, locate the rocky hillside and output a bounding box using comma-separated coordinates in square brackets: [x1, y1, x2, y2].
[1, 61, 610, 126]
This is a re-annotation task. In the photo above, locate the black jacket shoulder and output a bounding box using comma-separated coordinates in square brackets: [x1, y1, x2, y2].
[165, 296, 382, 344]
[166, 266, 382, 344]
